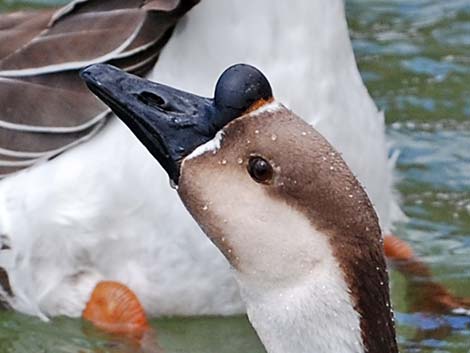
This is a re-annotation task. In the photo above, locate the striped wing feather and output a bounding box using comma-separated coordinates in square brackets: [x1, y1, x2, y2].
[0, 0, 198, 177]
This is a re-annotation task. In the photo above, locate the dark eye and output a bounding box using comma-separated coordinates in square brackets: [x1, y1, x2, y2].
[248, 156, 273, 184]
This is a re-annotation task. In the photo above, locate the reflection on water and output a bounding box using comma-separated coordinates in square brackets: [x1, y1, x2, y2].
[0, 312, 265, 353]
[0, 0, 469, 352]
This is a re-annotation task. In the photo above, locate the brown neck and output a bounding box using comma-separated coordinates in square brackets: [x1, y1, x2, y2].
[255, 110, 399, 352]
[338, 231, 398, 353]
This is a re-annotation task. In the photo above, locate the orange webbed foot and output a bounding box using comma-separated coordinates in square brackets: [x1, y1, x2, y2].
[82, 281, 150, 339]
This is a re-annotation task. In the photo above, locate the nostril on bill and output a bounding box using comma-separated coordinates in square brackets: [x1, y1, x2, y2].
[137, 91, 167, 109]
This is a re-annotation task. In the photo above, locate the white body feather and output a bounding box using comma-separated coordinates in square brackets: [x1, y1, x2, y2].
[0, 0, 396, 317]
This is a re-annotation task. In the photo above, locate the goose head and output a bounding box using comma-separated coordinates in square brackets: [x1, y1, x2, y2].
[81, 63, 398, 353]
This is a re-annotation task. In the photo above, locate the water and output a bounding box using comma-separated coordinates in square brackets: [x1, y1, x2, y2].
[348, 1, 470, 352]
[0, 0, 469, 352]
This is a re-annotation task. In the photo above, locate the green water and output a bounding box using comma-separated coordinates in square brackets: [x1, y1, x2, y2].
[350, 1, 470, 352]
[0, 0, 64, 10]
[0, 0, 469, 352]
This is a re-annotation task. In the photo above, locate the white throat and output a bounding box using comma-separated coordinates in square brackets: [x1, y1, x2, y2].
[235, 236, 365, 353]
[229, 205, 365, 353]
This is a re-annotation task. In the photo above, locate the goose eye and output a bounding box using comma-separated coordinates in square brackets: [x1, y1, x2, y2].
[248, 156, 273, 184]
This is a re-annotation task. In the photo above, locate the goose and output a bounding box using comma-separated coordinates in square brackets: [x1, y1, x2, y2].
[81, 62, 399, 353]
[0, 0, 396, 318]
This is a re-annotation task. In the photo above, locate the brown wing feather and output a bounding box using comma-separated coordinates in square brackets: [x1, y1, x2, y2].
[0, 0, 199, 178]
[0, 10, 55, 61]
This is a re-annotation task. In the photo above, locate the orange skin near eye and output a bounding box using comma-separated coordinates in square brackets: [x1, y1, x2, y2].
[244, 97, 274, 114]
[82, 281, 149, 339]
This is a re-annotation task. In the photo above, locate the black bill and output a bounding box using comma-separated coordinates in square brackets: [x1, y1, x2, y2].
[80, 63, 272, 184]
